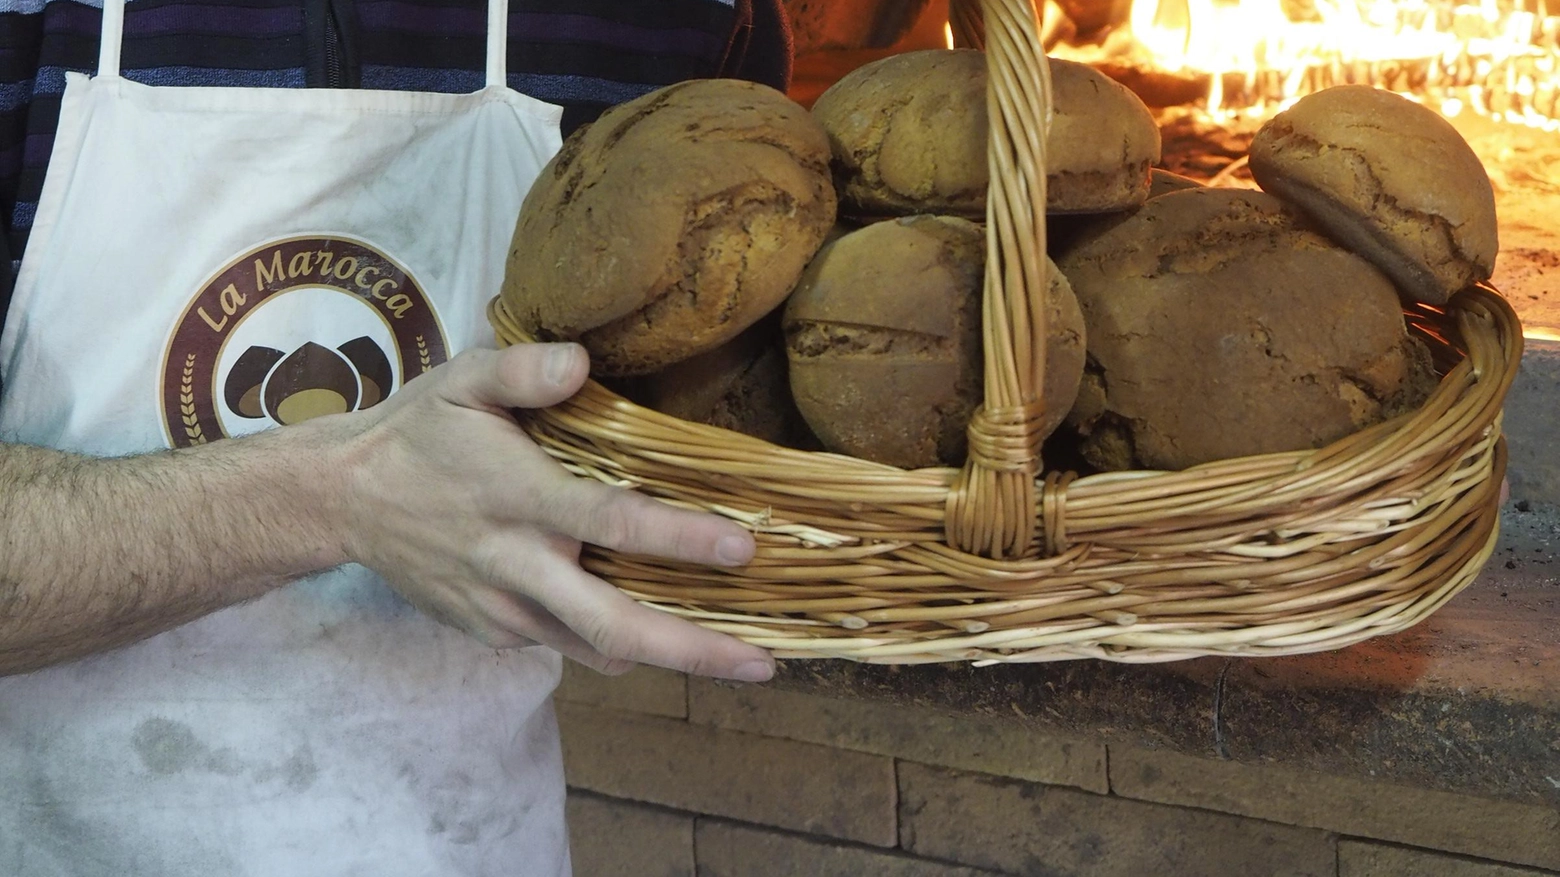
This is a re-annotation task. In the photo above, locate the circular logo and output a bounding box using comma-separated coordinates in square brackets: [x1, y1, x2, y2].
[161, 236, 448, 448]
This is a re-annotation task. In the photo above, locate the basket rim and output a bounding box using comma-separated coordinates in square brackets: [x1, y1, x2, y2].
[492, 283, 1519, 504]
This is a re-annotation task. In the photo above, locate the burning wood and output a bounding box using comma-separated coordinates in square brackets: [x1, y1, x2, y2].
[1049, 0, 1560, 127]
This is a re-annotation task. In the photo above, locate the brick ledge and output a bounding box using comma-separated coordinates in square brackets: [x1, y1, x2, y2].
[767, 500, 1560, 808]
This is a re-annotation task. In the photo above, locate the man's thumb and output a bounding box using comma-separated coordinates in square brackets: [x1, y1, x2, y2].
[437, 344, 589, 411]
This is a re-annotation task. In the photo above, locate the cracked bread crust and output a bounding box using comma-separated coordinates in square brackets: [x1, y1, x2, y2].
[783, 215, 1086, 469]
[500, 79, 837, 376]
[1249, 85, 1498, 305]
[812, 51, 1161, 219]
[1057, 188, 1438, 472]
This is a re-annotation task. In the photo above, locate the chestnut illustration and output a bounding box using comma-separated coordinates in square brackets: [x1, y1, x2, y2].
[337, 337, 393, 409]
[225, 336, 394, 425]
[225, 346, 284, 419]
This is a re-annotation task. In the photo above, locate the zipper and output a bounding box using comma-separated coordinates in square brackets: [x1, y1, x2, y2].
[307, 0, 359, 88]
[324, 2, 345, 89]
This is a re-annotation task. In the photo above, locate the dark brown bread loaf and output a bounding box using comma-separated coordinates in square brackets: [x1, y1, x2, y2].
[784, 215, 1085, 469]
[625, 321, 817, 448]
[1249, 86, 1498, 305]
[501, 79, 838, 376]
[1058, 188, 1438, 472]
[812, 51, 1160, 219]
[1049, 170, 1205, 259]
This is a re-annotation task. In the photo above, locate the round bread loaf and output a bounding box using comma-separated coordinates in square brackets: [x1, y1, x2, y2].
[501, 79, 838, 376]
[626, 321, 817, 448]
[1249, 86, 1497, 305]
[784, 215, 1085, 469]
[1058, 188, 1438, 472]
[812, 51, 1160, 219]
[1050, 170, 1204, 259]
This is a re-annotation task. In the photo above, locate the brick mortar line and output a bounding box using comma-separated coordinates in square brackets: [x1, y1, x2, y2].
[891, 754, 901, 852]
[1103, 742, 1115, 796]
[1334, 838, 1560, 877]
[894, 757, 904, 850]
[692, 812, 1024, 876]
[896, 758, 1344, 842]
[1212, 659, 1233, 761]
[567, 787, 705, 823]
[1097, 744, 1560, 868]
[691, 805, 702, 876]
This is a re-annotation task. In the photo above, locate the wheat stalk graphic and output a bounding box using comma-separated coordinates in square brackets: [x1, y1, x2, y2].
[179, 353, 206, 445]
[416, 335, 432, 374]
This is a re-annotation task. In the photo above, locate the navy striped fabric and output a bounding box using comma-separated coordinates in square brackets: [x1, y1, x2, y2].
[0, 0, 790, 277]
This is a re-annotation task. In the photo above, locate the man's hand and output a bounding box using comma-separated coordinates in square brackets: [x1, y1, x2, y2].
[0, 342, 773, 682]
[328, 343, 775, 683]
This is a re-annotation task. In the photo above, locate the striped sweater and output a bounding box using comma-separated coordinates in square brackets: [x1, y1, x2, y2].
[0, 0, 792, 308]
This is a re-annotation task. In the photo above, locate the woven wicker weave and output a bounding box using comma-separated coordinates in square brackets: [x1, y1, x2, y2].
[489, 0, 1522, 664]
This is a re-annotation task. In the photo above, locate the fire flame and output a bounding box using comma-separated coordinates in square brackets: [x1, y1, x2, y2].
[1081, 0, 1560, 128]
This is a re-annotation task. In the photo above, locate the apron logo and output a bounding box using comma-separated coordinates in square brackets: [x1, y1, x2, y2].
[161, 236, 448, 448]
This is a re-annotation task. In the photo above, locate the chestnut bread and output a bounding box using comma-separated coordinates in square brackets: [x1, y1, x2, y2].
[1058, 188, 1438, 472]
[627, 322, 817, 448]
[784, 215, 1085, 469]
[1050, 170, 1206, 260]
[1249, 85, 1498, 305]
[501, 79, 838, 376]
[812, 50, 1161, 219]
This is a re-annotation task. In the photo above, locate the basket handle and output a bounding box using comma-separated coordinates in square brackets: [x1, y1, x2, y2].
[943, 0, 1054, 560]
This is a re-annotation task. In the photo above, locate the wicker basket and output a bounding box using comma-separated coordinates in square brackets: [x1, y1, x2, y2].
[488, 0, 1522, 664]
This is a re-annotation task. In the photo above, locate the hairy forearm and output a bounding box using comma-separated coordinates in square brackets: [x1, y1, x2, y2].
[0, 424, 350, 675]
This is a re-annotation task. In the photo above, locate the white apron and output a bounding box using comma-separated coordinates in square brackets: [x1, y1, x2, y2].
[0, 0, 569, 873]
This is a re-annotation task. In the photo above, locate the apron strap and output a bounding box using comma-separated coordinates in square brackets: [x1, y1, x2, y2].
[486, 0, 507, 89]
[99, 0, 126, 78]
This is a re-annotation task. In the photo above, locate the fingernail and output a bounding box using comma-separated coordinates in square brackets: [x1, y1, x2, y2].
[731, 660, 774, 683]
[545, 345, 577, 386]
[715, 535, 753, 566]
